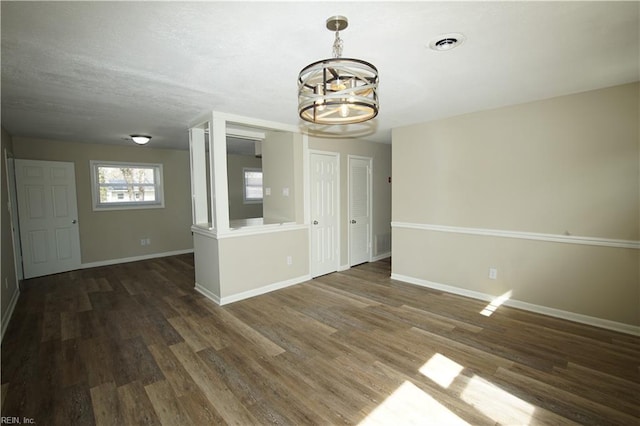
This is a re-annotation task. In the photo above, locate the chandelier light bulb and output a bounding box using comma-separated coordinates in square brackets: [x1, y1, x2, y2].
[340, 104, 350, 118]
[315, 84, 326, 111]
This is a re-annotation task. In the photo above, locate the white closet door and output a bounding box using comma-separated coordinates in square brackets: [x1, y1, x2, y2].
[349, 156, 371, 266]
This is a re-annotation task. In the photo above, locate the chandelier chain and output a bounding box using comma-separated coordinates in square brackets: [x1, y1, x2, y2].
[332, 30, 343, 58]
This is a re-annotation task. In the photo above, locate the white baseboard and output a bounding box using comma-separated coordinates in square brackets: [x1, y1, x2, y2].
[391, 273, 640, 337]
[194, 282, 221, 305]
[196, 274, 311, 306]
[81, 249, 194, 269]
[337, 254, 391, 272]
[1, 287, 20, 342]
[220, 275, 311, 305]
[372, 252, 392, 262]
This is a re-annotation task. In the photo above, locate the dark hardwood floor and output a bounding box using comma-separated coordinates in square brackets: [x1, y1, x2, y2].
[1, 254, 638, 425]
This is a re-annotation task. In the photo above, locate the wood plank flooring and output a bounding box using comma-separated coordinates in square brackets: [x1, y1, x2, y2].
[1, 255, 638, 425]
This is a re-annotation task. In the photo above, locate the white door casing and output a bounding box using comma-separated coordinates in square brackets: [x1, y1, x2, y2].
[5, 152, 23, 280]
[349, 156, 372, 266]
[309, 152, 339, 277]
[15, 160, 81, 278]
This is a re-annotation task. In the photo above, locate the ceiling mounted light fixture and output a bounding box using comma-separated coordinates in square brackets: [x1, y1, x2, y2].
[298, 15, 379, 125]
[130, 135, 151, 145]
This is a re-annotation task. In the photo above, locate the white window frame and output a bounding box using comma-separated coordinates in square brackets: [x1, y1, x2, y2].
[90, 160, 165, 211]
[243, 167, 263, 204]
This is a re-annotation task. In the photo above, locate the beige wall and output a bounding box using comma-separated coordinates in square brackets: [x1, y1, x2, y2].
[1, 127, 19, 339]
[262, 131, 297, 223]
[193, 228, 308, 301]
[392, 83, 639, 326]
[13, 138, 193, 264]
[219, 229, 309, 298]
[226, 154, 262, 220]
[309, 137, 392, 266]
[194, 231, 221, 297]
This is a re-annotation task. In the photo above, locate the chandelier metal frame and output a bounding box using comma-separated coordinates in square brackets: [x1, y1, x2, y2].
[298, 16, 379, 125]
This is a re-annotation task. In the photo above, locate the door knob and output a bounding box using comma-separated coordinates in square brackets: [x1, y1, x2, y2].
[351, 219, 356, 224]
[313, 220, 318, 225]
[72, 219, 77, 224]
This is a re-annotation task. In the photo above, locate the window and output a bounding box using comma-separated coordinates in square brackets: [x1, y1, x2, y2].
[90, 161, 164, 210]
[243, 168, 263, 204]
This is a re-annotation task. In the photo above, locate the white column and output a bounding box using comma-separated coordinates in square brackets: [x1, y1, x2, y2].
[210, 115, 230, 232]
[189, 127, 208, 225]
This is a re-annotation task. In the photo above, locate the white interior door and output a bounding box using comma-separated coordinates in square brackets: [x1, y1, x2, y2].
[15, 160, 81, 278]
[310, 152, 339, 277]
[349, 156, 372, 266]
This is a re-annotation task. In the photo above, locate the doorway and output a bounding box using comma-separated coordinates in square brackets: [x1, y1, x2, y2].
[348, 156, 372, 266]
[309, 151, 339, 277]
[14, 159, 81, 278]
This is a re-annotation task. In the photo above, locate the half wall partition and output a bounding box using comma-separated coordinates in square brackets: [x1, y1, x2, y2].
[189, 111, 310, 304]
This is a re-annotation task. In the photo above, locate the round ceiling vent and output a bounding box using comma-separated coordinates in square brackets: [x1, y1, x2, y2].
[429, 33, 466, 51]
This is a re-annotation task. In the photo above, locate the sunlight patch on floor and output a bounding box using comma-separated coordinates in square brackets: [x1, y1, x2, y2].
[419, 353, 464, 388]
[359, 380, 470, 425]
[480, 290, 512, 316]
[461, 374, 534, 425]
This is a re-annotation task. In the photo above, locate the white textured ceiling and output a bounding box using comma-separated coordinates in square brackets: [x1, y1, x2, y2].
[2, 1, 638, 150]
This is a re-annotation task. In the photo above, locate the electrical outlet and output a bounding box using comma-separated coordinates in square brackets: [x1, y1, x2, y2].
[146, 238, 151, 245]
[489, 267, 498, 280]
[286, 255, 292, 266]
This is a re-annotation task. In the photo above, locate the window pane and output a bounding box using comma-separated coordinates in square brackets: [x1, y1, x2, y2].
[244, 170, 263, 201]
[92, 162, 164, 210]
[245, 171, 262, 186]
[246, 186, 263, 199]
[97, 166, 157, 203]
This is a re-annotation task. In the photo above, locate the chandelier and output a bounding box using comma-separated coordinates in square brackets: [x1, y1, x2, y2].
[298, 16, 379, 125]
